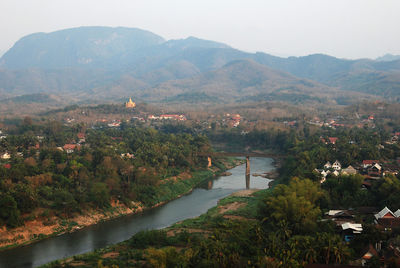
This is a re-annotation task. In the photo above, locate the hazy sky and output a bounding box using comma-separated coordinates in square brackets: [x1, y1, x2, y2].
[0, 0, 399, 59]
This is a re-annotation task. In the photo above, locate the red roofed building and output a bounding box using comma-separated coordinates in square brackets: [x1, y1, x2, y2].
[375, 207, 395, 220]
[29, 143, 40, 150]
[4, 163, 11, 169]
[231, 114, 241, 120]
[363, 160, 379, 168]
[328, 137, 338, 145]
[63, 144, 80, 154]
[77, 133, 86, 143]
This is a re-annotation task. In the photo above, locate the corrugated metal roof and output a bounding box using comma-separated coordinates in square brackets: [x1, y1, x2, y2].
[341, 222, 363, 232]
[374, 206, 395, 220]
[394, 209, 400, 218]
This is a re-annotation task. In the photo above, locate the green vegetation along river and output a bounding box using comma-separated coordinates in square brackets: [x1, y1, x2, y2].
[0, 157, 274, 268]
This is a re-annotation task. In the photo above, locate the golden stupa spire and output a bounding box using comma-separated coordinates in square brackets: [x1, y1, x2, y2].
[125, 97, 136, 108]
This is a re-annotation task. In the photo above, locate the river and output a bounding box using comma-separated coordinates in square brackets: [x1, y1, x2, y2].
[0, 157, 274, 268]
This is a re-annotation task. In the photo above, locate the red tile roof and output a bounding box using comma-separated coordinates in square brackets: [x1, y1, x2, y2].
[328, 137, 338, 144]
[363, 160, 379, 165]
[63, 144, 77, 150]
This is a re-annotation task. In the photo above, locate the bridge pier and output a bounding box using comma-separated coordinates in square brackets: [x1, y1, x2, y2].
[207, 157, 212, 167]
[246, 156, 250, 189]
[201, 152, 277, 190]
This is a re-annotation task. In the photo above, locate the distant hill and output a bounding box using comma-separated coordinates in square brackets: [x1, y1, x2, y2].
[327, 70, 400, 100]
[139, 60, 374, 104]
[376, 54, 400, 62]
[0, 93, 61, 104]
[0, 26, 165, 69]
[0, 68, 114, 95]
[0, 26, 399, 105]
[0, 93, 64, 116]
[163, 92, 219, 103]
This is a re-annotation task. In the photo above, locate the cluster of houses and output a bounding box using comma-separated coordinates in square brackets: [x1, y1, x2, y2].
[107, 120, 122, 128]
[1, 132, 87, 170]
[316, 160, 357, 183]
[326, 206, 400, 266]
[59, 133, 86, 154]
[222, 114, 241, 128]
[148, 114, 187, 121]
[308, 117, 343, 128]
[316, 158, 398, 184]
[1, 137, 41, 163]
[283, 120, 297, 127]
[130, 116, 145, 122]
[387, 132, 400, 144]
[307, 114, 376, 130]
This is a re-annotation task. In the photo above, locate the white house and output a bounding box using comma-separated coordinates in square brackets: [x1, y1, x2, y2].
[1, 152, 11, 159]
[332, 160, 342, 171]
[321, 170, 329, 178]
[324, 161, 332, 169]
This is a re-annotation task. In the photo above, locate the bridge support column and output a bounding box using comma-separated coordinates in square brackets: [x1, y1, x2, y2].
[246, 156, 250, 189]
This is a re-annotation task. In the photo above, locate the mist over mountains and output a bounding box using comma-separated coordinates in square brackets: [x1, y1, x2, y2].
[1, 26, 400, 105]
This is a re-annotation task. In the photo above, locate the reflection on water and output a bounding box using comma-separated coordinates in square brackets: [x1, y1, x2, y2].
[0, 157, 273, 268]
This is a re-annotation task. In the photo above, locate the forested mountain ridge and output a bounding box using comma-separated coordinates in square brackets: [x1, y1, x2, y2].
[141, 59, 370, 104]
[0, 26, 165, 69]
[1, 26, 400, 104]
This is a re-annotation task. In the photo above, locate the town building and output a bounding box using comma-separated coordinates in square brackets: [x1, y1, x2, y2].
[341, 165, 357, 175]
[63, 144, 80, 154]
[324, 161, 332, 169]
[362, 160, 379, 169]
[332, 160, 342, 171]
[375, 207, 395, 220]
[1, 152, 11, 159]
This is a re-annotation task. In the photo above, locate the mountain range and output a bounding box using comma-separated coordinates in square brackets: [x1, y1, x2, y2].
[1, 26, 400, 106]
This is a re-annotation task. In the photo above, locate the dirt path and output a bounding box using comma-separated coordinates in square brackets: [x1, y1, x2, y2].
[218, 202, 246, 214]
[231, 189, 260, 197]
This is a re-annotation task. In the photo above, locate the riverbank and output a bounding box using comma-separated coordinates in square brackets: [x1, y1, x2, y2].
[41, 188, 268, 268]
[0, 158, 243, 251]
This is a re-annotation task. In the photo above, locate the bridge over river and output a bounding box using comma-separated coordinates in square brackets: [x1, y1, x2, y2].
[197, 151, 282, 189]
